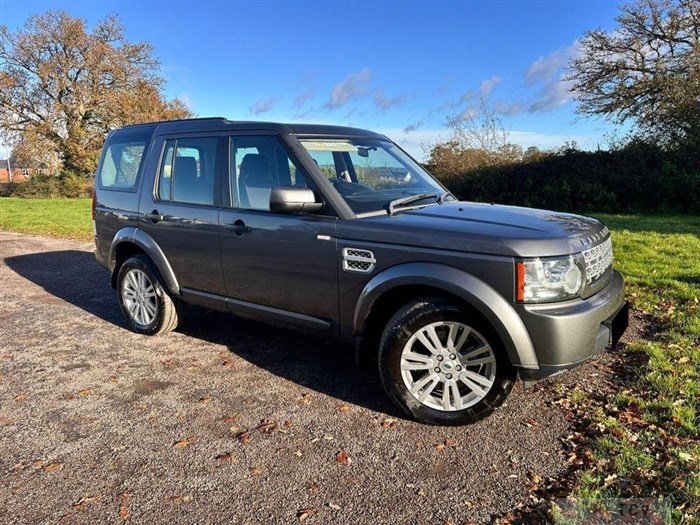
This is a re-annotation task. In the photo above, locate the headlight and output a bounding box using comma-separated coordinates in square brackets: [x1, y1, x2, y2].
[517, 255, 583, 303]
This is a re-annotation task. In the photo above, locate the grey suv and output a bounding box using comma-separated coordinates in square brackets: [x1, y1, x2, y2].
[93, 118, 628, 425]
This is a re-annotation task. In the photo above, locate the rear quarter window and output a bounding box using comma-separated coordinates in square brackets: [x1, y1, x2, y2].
[98, 129, 153, 191]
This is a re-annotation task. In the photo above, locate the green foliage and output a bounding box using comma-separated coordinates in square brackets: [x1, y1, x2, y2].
[431, 141, 700, 214]
[8, 172, 93, 198]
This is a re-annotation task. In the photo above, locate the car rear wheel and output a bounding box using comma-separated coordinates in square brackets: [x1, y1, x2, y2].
[378, 297, 515, 425]
[117, 255, 184, 335]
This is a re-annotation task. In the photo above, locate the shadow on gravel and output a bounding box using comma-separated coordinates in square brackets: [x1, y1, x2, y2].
[5, 249, 123, 325]
[5, 249, 395, 415]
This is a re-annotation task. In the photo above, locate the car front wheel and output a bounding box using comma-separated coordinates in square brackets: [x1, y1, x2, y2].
[379, 298, 515, 425]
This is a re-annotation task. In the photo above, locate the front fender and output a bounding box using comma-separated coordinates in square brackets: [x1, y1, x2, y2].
[353, 262, 538, 369]
[109, 228, 180, 295]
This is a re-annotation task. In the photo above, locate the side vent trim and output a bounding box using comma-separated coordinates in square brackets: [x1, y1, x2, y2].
[342, 247, 376, 274]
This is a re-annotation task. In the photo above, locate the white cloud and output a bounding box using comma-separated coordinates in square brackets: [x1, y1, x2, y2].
[373, 90, 409, 111]
[325, 68, 372, 109]
[527, 76, 575, 112]
[480, 76, 502, 97]
[249, 96, 279, 116]
[293, 89, 314, 110]
[525, 41, 579, 86]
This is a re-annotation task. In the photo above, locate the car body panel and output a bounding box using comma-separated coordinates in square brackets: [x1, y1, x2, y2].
[93, 117, 628, 381]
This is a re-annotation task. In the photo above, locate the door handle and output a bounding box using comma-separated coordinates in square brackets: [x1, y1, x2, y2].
[144, 210, 165, 223]
[224, 219, 252, 236]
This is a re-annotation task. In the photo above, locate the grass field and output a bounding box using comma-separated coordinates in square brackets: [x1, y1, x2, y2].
[0, 198, 92, 241]
[1, 198, 698, 520]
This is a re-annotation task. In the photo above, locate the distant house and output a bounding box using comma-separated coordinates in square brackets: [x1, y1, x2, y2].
[0, 159, 47, 183]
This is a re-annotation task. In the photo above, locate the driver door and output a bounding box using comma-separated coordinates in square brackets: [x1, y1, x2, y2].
[218, 133, 339, 333]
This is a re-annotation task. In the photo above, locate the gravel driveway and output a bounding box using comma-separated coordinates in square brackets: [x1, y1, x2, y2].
[0, 232, 609, 524]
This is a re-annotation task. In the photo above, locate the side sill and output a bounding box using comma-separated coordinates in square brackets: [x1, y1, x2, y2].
[180, 288, 333, 333]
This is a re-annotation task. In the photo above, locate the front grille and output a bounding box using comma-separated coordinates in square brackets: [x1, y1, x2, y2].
[342, 248, 376, 273]
[582, 237, 613, 284]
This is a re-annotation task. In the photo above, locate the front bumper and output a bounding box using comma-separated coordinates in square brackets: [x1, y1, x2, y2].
[517, 270, 628, 381]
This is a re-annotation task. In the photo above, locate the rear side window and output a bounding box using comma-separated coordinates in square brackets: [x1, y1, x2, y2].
[157, 137, 218, 206]
[98, 129, 151, 190]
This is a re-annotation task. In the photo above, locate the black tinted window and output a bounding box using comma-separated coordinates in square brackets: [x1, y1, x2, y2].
[98, 129, 151, 190]
[230, 136, 308, 211]
[157, 137, 218, 206]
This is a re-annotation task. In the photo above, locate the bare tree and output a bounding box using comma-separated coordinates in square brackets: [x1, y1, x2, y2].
[0, 11, 192, 175]
[425, 98, 523, 177]
[568, 0, 700, 146]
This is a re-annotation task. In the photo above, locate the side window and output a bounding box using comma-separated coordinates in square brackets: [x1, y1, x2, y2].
[229, 136, 308, 211]
[98, 131, 151, 190]
[157, 137, 218, 206]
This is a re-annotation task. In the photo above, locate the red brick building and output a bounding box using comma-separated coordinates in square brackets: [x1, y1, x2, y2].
[0, 160, 44, 183]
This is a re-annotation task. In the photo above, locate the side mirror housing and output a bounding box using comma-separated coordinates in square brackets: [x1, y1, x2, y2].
[269, 186, 324, 214]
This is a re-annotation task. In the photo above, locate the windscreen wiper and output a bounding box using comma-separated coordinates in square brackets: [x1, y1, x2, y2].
[388, 193, 438, 215]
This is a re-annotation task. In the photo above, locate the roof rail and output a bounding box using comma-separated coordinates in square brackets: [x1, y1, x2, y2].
[119, 117, 230, 129]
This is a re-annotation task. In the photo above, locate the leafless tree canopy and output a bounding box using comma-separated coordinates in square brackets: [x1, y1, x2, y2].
[568, 0, 700, 146]
[0, 11, 192, 174]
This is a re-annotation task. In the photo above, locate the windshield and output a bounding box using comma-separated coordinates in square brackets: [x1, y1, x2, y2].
[299, 138, 446, 214]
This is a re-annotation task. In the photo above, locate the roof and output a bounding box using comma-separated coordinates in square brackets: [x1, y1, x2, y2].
[116, 118, 388, 140]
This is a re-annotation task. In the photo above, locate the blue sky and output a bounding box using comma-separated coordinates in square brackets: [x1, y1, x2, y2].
[0, 0, 623, 159]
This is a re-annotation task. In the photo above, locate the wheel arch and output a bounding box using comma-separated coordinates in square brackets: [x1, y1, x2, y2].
[353, 262, 538, 369]
[109, 228, 180, 295]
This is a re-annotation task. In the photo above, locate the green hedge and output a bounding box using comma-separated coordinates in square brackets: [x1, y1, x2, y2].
[5, 172, 93, 198]
[431, 142, 700, 214]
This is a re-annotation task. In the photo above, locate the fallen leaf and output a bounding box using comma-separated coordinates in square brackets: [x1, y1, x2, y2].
[297, 393, 312, 405]
[33, 459, 45, 468]
[523, 418, 539, 427]
[338, 404, 351, 412]
[119, 493, 130, 521]
[381, 418, 397, 428]
[284, 420, 293, 428]
[308, 482, 320, 491]
[249, 466, 261, 475]
[78, 389, 91, 396]
[198, 395, 213, 404]
[294, 450, 303, 457]
[527, 471, 541, 484]
[257, 420, 277, 434]
[224, 415, 237, 423]
[15, 393, 26, 401]
[328, 502, 341, 510]
[297, 508, 318, 522]
[237, 431, 250, 445]
[221, 359, 234, 368]
[215, 452, 234, 462]
[43, 463, 63, 472]
[173, 435, 196, 448]
[73, 495, 100, 510]
[229, 425, 240, 434]
[336, 451, 350, 464]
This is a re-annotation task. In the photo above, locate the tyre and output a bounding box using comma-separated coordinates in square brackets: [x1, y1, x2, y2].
[378, 297, 515, 425]
[117, 255, 185, 335]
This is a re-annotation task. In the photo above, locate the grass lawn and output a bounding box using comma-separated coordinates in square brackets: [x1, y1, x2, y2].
[555, 213, 700, 523]
[0, 199, 698, 520]
[0, 197, 92, 241]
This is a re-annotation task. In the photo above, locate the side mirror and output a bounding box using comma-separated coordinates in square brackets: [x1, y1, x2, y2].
[269, 186, 324, 214]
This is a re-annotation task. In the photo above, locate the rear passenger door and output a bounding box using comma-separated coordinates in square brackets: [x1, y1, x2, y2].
[138, 134, 227, 296]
